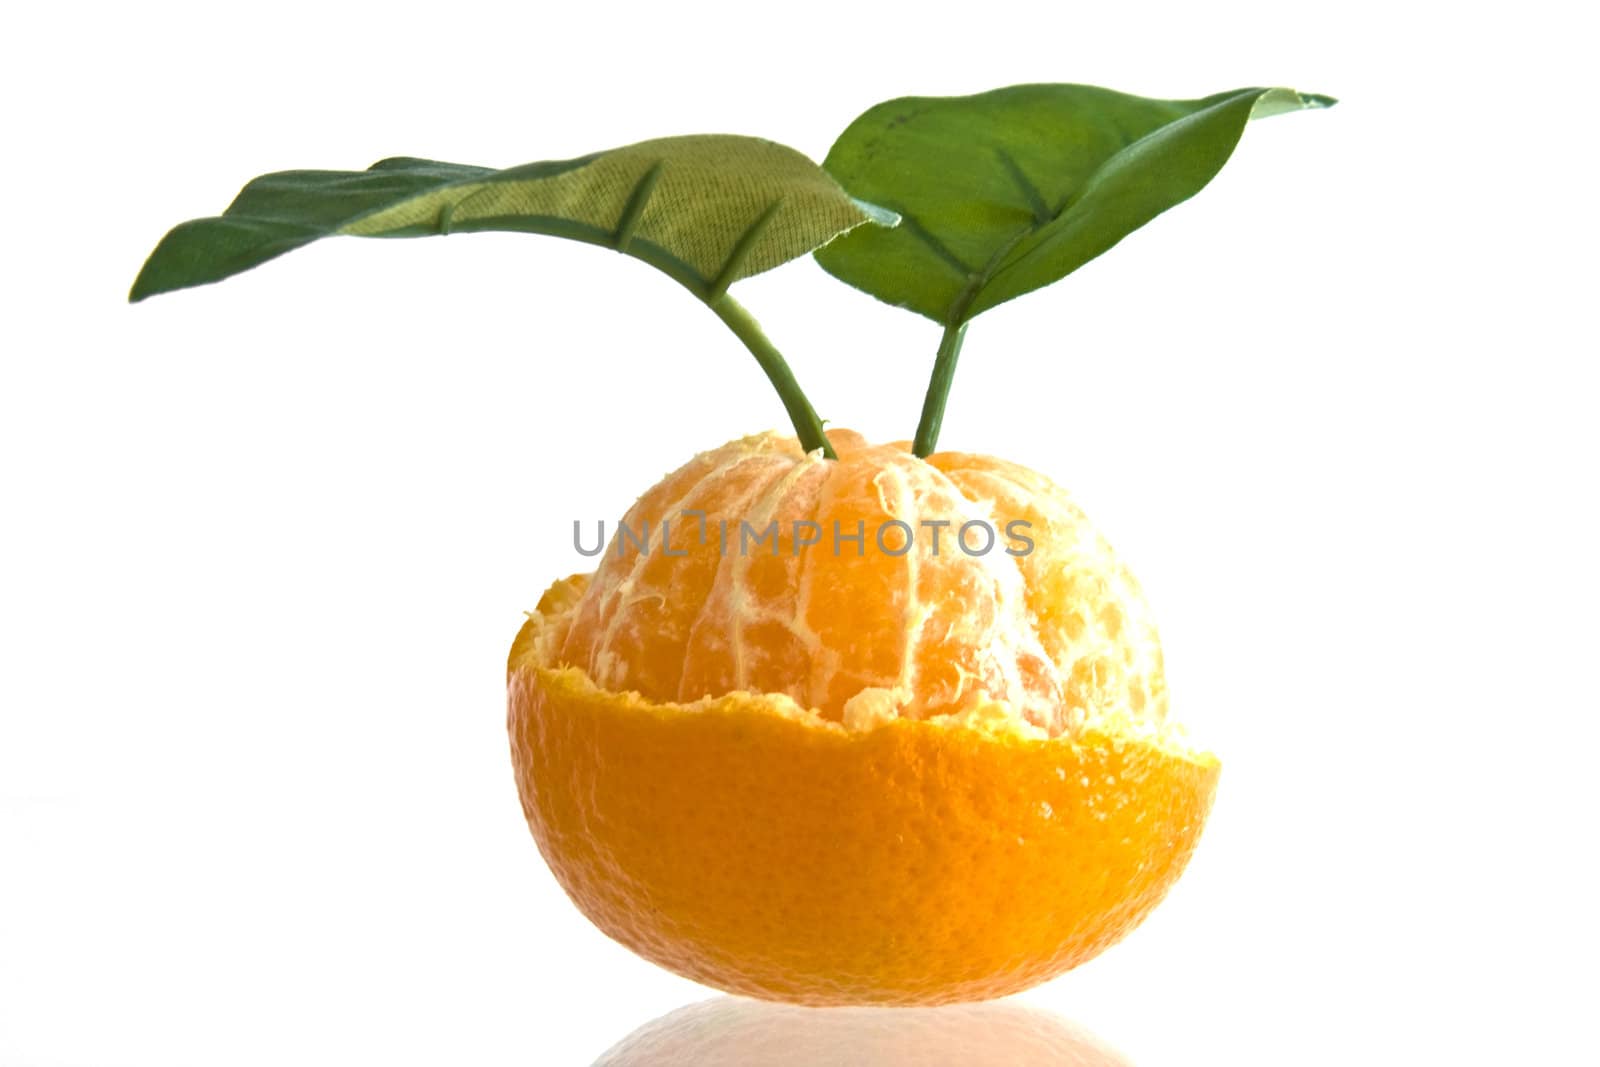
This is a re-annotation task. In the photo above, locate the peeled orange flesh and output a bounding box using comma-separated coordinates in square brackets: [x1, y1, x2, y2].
[508, 430, 1218, 1005]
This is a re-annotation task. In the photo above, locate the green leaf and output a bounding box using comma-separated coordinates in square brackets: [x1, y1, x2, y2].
[130, 135, 886, 303]
[815, 84, 1335, 325]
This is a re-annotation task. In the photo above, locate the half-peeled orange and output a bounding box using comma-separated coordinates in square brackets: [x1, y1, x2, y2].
[508, 429, 1217, 1005]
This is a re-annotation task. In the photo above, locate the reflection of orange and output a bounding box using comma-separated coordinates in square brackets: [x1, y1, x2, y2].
[595, 997, 1135, 1066]
[509, 430, 1218, 1005]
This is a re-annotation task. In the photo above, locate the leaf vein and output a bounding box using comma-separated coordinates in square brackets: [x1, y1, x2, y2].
[613, 161, 664, 254]
[706, 197, 785, 301]
[995, 148, 1051, 224]
[893, 209, 976, 278]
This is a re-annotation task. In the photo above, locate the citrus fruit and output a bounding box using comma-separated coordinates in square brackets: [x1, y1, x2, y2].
[507, 429, 1218, 1005]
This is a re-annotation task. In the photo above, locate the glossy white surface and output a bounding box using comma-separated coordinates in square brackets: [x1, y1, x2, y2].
[595, 999, 1133, 1066]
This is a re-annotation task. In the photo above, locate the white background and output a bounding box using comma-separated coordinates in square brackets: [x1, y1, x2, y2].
[3, 2, 1595, 1064]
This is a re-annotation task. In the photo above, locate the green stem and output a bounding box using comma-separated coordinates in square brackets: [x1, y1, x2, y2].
[912, 321, 968, 457]
[707, 293, 836, 459]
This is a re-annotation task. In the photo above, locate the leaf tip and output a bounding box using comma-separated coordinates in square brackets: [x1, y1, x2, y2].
[1252, 88, 1340, 120]
[852, 197, 901, 228]
[127, 269, 159, 304]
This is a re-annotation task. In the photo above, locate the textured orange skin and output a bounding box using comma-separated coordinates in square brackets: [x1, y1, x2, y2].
[509, 611, 1219, 1006]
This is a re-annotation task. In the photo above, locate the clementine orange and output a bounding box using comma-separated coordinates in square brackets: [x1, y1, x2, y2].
[508, 429, 1218, 1005]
